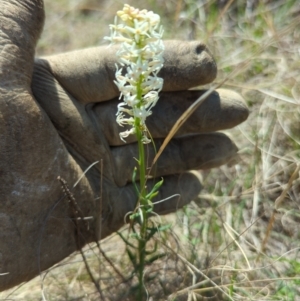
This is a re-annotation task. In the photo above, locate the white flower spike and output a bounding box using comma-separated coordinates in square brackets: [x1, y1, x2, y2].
[105, 4, 164, 143]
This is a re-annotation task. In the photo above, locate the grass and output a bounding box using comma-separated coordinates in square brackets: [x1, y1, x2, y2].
[2, 0, 300, 300]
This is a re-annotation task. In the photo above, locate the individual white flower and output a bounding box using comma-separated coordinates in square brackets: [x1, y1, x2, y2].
[105, 4, 164, 143]
[116, 105, 129, 113]
[142, 76, 163, 92]
[133, 106, 152, 124]
[120, 128, 136, 140]
[127, 57, 150, 78]
[124, 94, 139, 107]
[116, 112, 134, 127]
[143, 91, 159, 110]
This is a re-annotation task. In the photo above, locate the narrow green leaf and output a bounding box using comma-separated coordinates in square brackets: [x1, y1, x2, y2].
[126, 247, 137, 269]
[117, 232, 137, 249]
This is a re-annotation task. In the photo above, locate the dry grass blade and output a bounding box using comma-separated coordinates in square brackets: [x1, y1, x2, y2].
[171, 253, 234, 301]
[151, 84, 224, 167]
[259, 163, 300, 255]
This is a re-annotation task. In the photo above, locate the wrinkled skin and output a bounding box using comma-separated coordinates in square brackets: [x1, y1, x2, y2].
[0, 0, 249, 291]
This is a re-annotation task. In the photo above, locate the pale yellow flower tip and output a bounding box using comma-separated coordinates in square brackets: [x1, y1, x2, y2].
[117, 4, 160, 24]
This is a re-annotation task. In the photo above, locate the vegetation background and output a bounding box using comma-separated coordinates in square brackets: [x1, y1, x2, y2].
[2, 0, 300, 300]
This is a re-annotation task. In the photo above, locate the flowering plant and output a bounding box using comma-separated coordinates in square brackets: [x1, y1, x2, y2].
[105, 4, 164, 144]
[105, 5, 165, 299]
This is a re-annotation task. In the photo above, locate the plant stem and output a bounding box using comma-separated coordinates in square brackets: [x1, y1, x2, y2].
[135, 121, 148, 300]
[135, 72, 148, 299]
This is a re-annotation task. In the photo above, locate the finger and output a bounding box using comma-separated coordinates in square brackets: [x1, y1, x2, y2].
[103, 172, 203, 234]
[111, 133, 238, 187]
[36, 40, 216, 104]
[93, 89, 249, 146]
[159, 40, 216, 91]
[152, 171, 203, 215]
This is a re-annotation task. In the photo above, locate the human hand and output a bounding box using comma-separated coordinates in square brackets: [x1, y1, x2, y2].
[0, 0, 248, 291]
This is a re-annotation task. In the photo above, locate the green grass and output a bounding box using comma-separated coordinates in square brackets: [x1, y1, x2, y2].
[2, 0, 300, 300]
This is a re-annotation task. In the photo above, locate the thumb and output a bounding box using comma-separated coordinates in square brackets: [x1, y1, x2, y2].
[0, 0, 44, 90]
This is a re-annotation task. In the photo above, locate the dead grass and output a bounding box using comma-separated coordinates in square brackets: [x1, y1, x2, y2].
[2, 0, 300, 300]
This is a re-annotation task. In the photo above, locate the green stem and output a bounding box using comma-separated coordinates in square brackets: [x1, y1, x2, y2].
[135, 119, 148, 300]
[135, 74, 148, 300]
